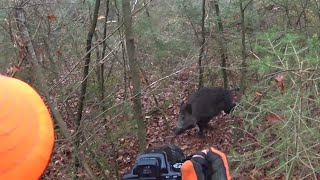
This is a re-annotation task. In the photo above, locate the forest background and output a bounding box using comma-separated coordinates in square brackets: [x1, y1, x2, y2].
[1, 0, 320, 179]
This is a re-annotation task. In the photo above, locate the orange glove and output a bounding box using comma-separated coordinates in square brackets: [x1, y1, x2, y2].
[181, 147, 231, 180]
[0, 75, 55, 180]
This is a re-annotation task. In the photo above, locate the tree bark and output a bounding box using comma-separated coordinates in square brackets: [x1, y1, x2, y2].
[212, 0, 228, 88]
[114, 0, 129, 100]
[122, 0, 146, 151]
[198, 0, 206, 89]
[75, 0, 101, 174]
[100, 0, 110, 118]
[77, 0, 101, 130]
[100, 1, 120, 178]
[239, 0, 247, 94]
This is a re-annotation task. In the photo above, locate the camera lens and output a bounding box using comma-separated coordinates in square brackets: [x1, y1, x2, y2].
[141, 166, 152, 175]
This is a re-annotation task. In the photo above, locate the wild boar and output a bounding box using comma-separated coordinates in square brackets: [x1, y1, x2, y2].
[174, 87, 237, 136]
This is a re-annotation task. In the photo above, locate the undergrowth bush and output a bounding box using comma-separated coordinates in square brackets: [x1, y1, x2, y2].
[232, 32, 320, 179]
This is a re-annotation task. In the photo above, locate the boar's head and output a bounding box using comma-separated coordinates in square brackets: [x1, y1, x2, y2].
[174, 102, 197, 135]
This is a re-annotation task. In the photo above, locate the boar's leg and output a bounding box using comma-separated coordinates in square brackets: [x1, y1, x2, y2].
[224, 103, 236, 114]
[197, 117, 211, 136]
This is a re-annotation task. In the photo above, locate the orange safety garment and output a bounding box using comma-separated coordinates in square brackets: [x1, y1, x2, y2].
[181, 147, 231, 180]
[0, 75, 54, 180]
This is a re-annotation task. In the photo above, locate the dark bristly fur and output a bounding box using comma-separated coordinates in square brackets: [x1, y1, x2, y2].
[174, 87, 237, 136]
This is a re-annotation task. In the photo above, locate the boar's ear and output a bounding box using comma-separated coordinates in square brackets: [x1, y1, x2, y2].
[180, 101, 185, 106]
[185, 103, 192, 114]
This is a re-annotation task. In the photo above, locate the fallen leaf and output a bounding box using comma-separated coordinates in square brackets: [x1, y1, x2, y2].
[255, 91, 263, 97]
[47, 15, 58, 21]
[266, 113, 281, 123]
[117, 155, 123, 161]
[275, 74, 285, 91]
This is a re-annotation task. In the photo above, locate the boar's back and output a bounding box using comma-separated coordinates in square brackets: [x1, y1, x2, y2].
[186, 87, 233, 117]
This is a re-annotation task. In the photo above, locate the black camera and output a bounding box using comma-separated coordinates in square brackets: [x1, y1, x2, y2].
[122, 144, 186, 180]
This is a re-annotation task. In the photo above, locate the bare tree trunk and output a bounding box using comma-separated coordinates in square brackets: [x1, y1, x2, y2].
[239, 0, 247, 94]
[212, 0, 228, 88]
[198, 0, 206, 89]
[234, 0, 249, 145]
[122, 0, 146, 151]
[77, 0, 101, 132]
[100, 1, 120, 178]
[122, 38, 128, 100]
[114, 0, 128, 100]
[14, 1, 97, 179]
[100, 0, 110, 118]
[75, 0, 101, 173]
[94, 32, 102, 81]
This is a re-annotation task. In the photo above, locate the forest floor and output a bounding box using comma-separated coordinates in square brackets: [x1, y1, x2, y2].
[116, 68, 245, 178]
[41, 67, 287, 180]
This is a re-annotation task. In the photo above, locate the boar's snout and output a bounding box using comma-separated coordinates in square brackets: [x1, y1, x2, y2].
[173, 124, 196, 135]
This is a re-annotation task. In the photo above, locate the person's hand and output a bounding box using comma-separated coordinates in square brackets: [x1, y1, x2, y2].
[181, 147, 231, 180]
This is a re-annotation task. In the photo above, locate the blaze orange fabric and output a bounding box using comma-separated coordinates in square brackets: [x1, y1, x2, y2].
[210, 147, 232, 180]
[181, 160, 198, 180]
[0, 76, 54, 180]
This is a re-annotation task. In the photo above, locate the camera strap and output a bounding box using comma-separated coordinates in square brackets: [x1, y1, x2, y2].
[189, 152, 214, 180]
